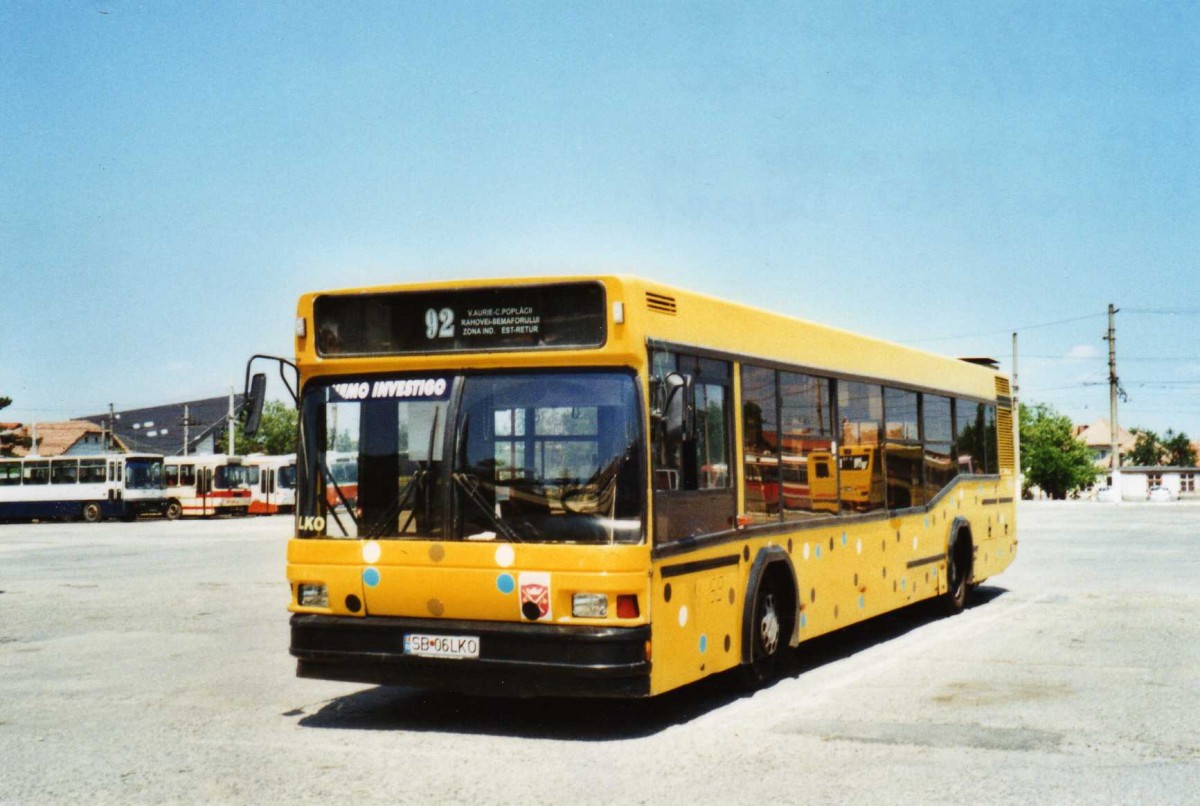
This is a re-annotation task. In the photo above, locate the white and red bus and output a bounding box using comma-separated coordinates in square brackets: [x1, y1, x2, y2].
[246, 454, 297, 515]
[163, 454, 252, 518]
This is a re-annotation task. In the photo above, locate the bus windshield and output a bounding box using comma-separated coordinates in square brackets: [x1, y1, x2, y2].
[214, 464, 250, 490]
[125, 458, 165, 490]
[298, 370, 644, 544]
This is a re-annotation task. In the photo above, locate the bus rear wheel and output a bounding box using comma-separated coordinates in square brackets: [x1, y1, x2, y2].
[165, 501, 182, 520]
[943, 534, 972, 615]
[82, 502, 102, 523]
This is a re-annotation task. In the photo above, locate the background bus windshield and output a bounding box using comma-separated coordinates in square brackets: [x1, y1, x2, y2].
[299, 371, 644, 544]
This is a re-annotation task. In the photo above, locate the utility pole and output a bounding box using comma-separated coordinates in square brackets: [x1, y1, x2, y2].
[1105, 304, 1120, 500]
[108, 403, 115, 452]
[1012, 331, 1020, 486]
[228, 388, 236, 457]
[182, 405, 192, 456]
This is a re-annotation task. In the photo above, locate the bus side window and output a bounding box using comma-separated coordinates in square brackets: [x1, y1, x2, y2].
[79, 459, 106, 484]
[955, 400, 985, 474]
[25, 461, 50, 485]
[838, 381, 885, 514]
[51, 460, 79, 485]
[181, 465, 196, 487]
[165, 465, 179, 487]
[652, 351, 735, 542]
[923, 394, 956, 500]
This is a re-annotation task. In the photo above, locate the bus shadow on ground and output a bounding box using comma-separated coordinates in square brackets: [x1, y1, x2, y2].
[296, 585, 1007, 740]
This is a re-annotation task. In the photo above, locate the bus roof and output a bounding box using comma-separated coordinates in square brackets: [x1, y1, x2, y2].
[296, 275, 1003, 401]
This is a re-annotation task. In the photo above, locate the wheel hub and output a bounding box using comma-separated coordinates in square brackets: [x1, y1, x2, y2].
[759, 593, 780, 655]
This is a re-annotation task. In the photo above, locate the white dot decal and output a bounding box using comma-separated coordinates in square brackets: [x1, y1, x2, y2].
[362, 541, 382, 564]
[803, 543, 810, 560]
[856, 538, 862, 555]
[678, 605, 689, 627]
[912, 535, 919, 550]
[495, 544, 515, 568]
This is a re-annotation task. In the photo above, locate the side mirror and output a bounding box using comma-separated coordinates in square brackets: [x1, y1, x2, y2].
[663, 372, 695, 447]
[243, 373, 266, 437]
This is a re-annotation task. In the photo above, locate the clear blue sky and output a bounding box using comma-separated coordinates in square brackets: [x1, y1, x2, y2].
[3, 2, 1197, 439]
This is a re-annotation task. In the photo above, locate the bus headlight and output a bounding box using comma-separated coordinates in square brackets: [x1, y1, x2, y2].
[572, 593, 607, 619]
[298, 583, 329, 608]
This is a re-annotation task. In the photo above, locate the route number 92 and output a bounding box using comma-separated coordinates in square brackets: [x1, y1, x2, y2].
[425, 308, 455, 339]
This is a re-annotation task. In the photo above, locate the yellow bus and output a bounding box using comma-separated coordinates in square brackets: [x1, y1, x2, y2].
[253, 276, 1017, 698]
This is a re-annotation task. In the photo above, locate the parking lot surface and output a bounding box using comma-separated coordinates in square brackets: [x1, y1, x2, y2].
[1, 503, 1197, 804]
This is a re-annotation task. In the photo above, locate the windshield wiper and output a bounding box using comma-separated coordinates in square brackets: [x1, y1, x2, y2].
[319, 461, 359, 537]
[452, 472, 523, 543]
[365, 407, 440, 540]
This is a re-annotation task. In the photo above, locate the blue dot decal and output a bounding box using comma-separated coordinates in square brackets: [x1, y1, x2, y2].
[800, 613, 807, 629]
[699, 634, 708, 654]
[363, 567, 381, 587]
[901, 578, 907, 590]
[497, 573, 515, 594]
[858, 595, 865, 610]
[841, 532, 848, 546]
[816, 545, 822, 559]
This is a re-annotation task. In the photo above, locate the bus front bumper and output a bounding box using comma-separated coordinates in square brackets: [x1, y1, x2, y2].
[290, 614, 652, 698]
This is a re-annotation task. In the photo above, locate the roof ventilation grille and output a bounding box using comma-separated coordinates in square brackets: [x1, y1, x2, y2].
[646, 292, 677, 316]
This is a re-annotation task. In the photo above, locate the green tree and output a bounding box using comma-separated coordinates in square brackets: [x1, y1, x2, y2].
[218, 401, 297, 455]
[255, 401, 299, 455]
[1127, 429, 1164, 466]
[1019, 402, 1100, 499]
[0, 396, 33, 457]
[1126, 428, 1196, 467]
[1162, 430, 1197, 467]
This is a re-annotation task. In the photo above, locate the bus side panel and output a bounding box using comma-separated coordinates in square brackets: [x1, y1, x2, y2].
[649, 557, 745, 695]
[964, 474, 1019, 584]
[646, 475, 1015, 696]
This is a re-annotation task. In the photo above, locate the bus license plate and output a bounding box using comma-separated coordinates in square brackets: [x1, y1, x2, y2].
[403, 633, 480, 660]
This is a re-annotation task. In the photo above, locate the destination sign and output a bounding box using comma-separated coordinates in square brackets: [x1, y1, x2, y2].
[313, 282, 607, 356]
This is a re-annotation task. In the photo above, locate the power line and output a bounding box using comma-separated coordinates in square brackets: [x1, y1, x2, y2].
[1023, 354, 1200, 361]
[911, 312, 1108, 344]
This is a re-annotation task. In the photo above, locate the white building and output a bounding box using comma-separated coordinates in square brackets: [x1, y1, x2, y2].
[1113, 466, 1198, 501]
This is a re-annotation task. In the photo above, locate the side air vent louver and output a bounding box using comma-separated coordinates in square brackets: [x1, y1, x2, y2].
[646, 292, 677, 315]
[995, 376, 1015, 471]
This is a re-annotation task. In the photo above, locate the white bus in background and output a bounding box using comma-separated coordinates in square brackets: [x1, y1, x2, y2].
[163, 454, 252, 518]
[0, 453, 171, 522]
[246, 454, 297, 515]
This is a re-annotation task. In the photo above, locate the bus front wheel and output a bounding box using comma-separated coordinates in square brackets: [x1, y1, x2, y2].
[740, 574, 790, 687]
[165, 501, 182, 520]
[82, 503, 102, 523]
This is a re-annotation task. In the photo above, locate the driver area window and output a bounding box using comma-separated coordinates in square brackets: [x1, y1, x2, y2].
[651, 350, 734, 544]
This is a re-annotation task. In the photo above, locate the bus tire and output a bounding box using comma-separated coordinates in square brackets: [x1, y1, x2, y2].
[82, 502, 102, 523]
[944, 525, 973, 615]
[740, 559, 796, 688]
[165, 501, 182, 520]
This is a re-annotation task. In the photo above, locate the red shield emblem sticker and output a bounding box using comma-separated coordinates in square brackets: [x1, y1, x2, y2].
[519, 573, 551, 621]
